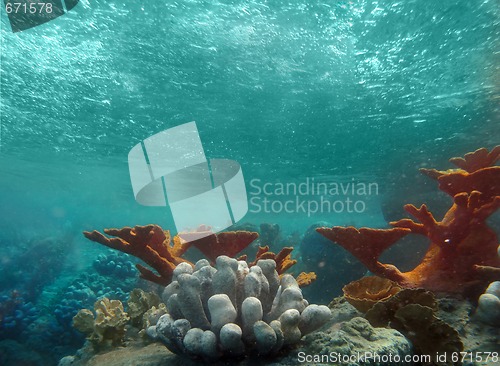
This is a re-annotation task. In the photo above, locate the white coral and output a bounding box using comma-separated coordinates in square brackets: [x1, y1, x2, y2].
[151, 255, 331, 360]
[475, 245, 500, 327]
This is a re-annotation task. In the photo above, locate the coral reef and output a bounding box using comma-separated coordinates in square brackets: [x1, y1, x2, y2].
[0, 291, 38, 337]
[317, 146, 500, 294]
[141, 303, 168, 336]
[342, 276, 401, 313]
[0, 248, 139, 365]
[92, 252, 136, 278]
[84, 225, 316, 289]
[149, 256, 331, 361]
[59, 294, 500, 366]
[83, 225, 259, 286]
[0, 237, 67, 300]
[73, 298, 130, 350]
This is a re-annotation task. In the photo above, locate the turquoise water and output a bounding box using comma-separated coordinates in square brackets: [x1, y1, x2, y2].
[1, 0, 498, 235]
[0, 0, 499, 364]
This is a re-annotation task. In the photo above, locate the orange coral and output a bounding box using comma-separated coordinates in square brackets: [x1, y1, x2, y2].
[317, 146, 500, 294]
[295, 272, 317, 288]
[241, 246, 317, 287]
[316, 227, 410, 280]
[83, 225, 191, 286]
[448, 145, 500, 172]
[244, 246, 298, 274]
[342, 276, 402, 313]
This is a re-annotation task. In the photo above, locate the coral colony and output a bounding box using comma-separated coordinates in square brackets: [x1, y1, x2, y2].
[78, 146, 499, 362]
[318, 146, 500, 295]
[82, 225, 322, 359]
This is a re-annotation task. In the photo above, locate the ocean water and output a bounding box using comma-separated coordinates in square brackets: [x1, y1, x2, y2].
[0, 0, 499, 365]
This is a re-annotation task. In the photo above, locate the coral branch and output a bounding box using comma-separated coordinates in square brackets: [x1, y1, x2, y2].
[247, 246, 298, 274]
[437, 167, 500, 203]
[83, 225, 190, 286]
[449, 145, 500, 172]
[316, 227, 410, 280]
[473, 265, 500, 282]
[179, 231, 259, 263]
[318, 146, 500, 294]
[296, 272, 317, 288]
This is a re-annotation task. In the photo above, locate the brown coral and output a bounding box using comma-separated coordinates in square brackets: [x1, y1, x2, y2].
[316, 227, 411, 281]
[317, 146, 500, 294]
[178, 229, 259, 263]
[240, 246, 317, 287]
[83, 225, 191, 286]
[342, 276, 402, 313]
[244, 246, 297, 274]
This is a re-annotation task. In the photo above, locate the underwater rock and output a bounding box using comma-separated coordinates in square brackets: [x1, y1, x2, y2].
[148, 256, 331, 361]
[302, 317, 412, 366]
[62, 293, 500, 366]
[394, 304, 463, 365]
[361, 288, 462, 365]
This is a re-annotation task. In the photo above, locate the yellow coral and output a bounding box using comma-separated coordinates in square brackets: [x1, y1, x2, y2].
[72, 297, 130, 350]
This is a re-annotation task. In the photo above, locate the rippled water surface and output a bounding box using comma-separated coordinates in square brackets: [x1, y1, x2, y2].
[0, 0, 498, 237]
